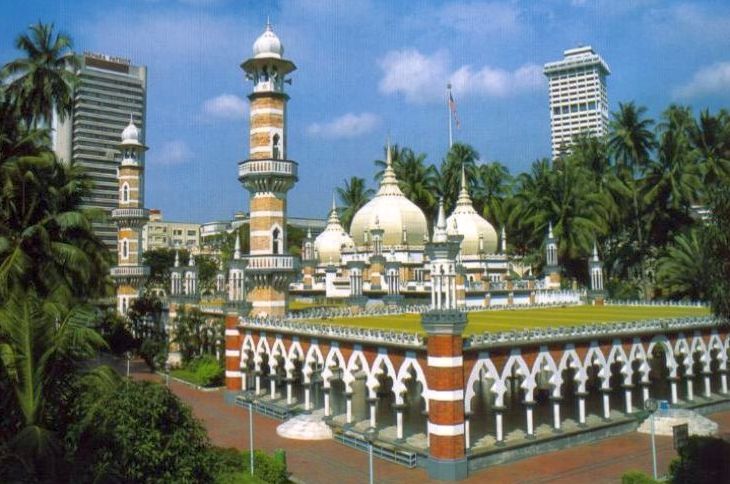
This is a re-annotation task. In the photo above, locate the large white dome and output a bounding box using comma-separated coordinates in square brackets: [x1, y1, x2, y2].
[315, 200, 354, 264]
[446, 168, 498, 255]
[350, 145, 428, 247]
[252, 22, 283, 59]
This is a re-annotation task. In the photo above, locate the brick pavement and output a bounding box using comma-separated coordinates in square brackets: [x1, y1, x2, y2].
[122, 358, 730, 483]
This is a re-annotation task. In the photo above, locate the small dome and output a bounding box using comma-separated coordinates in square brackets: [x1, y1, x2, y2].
[350, 143, 428, 247]
[446, 168, 498, 255]
[121, 116, 139, 142]
[314, 199, 355, 264]
[253, 22, 283, 59]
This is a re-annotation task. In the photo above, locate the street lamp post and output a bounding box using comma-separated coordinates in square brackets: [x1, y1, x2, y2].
[249, 402, 255, 477]
[645, 398, 658, 480]
[165, 362, 170, 387]
[364, 428, 377, 484]
[126, 351, 131, 378]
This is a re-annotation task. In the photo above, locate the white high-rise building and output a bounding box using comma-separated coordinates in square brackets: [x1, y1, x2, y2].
[544, 46, 610, 159]
[54, 52, 147, 251]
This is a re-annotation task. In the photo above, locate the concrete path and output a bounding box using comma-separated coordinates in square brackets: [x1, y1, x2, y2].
[120, 358, 730, 483]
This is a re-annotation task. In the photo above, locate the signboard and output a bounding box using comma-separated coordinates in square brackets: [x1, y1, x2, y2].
[673, 423, 689, 451]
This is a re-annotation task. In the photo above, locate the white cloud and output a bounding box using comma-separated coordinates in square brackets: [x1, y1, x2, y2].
[674, 62, 730, 99]
[378, 49, 543, 104]
[156, 140, 193, 165]
[307, 112, 380, 139]
[647, 4, 730, 46]
[202, 94, 248, 120]
[404, 2, 523, 37]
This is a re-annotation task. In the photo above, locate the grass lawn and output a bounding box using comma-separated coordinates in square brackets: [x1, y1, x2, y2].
[289, 299, 345, 311]
[315, 305, 711, 336]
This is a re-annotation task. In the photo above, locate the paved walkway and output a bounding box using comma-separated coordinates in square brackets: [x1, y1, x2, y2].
[121, 359, 730, 483]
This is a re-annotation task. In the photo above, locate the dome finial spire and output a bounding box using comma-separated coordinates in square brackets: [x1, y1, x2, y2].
[548, 221, 554, 238]
[266, 16, 272, 30]
[332, 192, 337, 211]
[386, 135, 392, 168]
[456, 162, 473, 207]
[592, 240, 599, 261]
[433, 197, 448, 243]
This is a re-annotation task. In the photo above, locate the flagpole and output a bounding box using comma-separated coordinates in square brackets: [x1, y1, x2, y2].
[447, 83, 453, 149]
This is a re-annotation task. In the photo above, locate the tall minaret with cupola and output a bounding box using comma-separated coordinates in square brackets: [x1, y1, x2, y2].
[110, 116, 150, 314]
[238, 21, 298, 317]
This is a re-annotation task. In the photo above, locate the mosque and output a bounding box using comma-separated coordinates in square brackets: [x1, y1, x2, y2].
[111, 23, 729, 482]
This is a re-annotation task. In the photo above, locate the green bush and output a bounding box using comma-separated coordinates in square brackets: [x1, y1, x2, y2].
[139, 337, 167, 372]
[210, 447, 289, 484]
[669, 436, 730, 484]
[621, 470, 658, 484]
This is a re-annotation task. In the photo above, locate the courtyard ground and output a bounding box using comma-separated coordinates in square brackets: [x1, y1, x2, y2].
[318, 305, 710, 335]
[121, 357, 729, 484]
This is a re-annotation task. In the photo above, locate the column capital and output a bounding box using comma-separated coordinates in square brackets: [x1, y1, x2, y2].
[421, 310, 467, 335]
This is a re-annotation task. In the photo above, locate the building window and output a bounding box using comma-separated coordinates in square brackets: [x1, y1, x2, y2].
[272, 226, 282, 254]
[122, 183, 129, 202]
[122, 239, 129, 259]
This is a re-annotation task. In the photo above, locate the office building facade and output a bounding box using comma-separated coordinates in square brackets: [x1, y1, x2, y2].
[54, 52, 147, 250]
[544, 46, 610, 159]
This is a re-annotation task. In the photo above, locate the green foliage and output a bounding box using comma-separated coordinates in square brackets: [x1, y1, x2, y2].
[173, 355, 224, 387]
[144, 247, 185, 287]
[656, 230, 708, 300]
[621, 470, 658, 484]
[97, 310, 137, 356]
[210, 447, 289, 484]
[67, 380, 216, 483]
[174, 308, 223, 364]
[337, 176, 375, 231]
[668, 436, 730, 484]
[139, 337, 168, 372]
[705, 185, 730, 319]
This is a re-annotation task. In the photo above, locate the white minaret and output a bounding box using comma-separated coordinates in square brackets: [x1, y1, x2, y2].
[544, 221, 561, 289]
[426, 198, 462, 310]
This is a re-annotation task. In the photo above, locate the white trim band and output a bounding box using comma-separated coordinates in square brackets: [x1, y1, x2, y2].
[251, 300, 286, 307]
[225, 370, 242, 378]
[250, 108, 283, 116]
[250, 230, 273, 237]
[428, 356, 464, 368]
[225, 350, 240, 357]
[250, 211, 285, 217]
[427, 422, 465, 436]
[225, 329, 240, 336]
[428, 389, 464, 401]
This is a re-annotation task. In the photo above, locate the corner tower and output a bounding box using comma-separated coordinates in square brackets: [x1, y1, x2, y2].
[238, 22, 298, 317]
[110, 116, 150, 314]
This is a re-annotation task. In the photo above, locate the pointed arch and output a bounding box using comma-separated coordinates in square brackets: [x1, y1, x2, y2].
[530, 349, 561, 398]
[464, 353, 504, 412]
[647, 335, 679, 378]
[558, 346, 588, 394]
[393, 356, 429, 410]
[367, 350, 398, 398]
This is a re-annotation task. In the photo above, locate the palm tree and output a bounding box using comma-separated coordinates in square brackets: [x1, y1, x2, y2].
[474, 161, 512, 230]
[690, 109, 730, 188]
[0, 291, 107, 480]
[644, 105, 701, 247]
[656, 230, 707, 300]
[2, 22, 79, 127]
[337, 176, 375, 231]
[436, 143, 479, 214]
[608, 102, 656, 177]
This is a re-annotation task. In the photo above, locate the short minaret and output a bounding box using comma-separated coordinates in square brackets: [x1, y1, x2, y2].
[301, 226, 316, 289]
[110, 116, 150, 314]
[588, 242, 605, 305]
[500, 226, 507, 253]
[238, 22, 298, 317]
[421, 197, 468, 480]
[227, 231, 249, 311]
[544, 221, 561, 289]
[369, 216, 385, 291]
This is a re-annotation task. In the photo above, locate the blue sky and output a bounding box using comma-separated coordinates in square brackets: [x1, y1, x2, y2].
[2, 0, 730, 223]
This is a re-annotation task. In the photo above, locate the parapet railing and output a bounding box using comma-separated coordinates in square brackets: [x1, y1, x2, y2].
[239, 316, 425, 348]
[466, 316, 723, 349]
[606, 299, 709, 308]
[238, 159, 298, 178]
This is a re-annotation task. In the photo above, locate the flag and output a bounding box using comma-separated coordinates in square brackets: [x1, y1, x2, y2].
[448, 90, 461, 129]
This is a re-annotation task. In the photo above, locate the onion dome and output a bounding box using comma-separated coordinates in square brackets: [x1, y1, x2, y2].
[446, 166, 498, 255]
[252, 21, 283, 59]
[350, 142, 428, 246]
[314, 195, 355, 264]
[121, 114, 140, 142]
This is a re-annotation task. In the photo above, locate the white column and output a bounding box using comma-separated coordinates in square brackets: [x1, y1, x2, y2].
[464, 416, 470, 449]
[495, 411, 504, 443]
[671, 381, 678, 404]
[686, 379, 694, 401]
[721, 373, 728, 394]
[578, 396, 586, 425]
[241, 371, 247, 391]
[346, 395, 353, 424]
[369, 400, 377, 428]
[642, 385, 650, 403]
[286, 382, 293, 405]
[624, 388, 633, 414]
[526, 405, 534, 436]
[602, 392, 610, 419]
[255, 374, 261, 396]
[704, 375, 712, 397]
[305, 386, 312, 411]
[396, 409, 404, 440]
[270, 377, 276, 399]
[552, 400, 561, 430]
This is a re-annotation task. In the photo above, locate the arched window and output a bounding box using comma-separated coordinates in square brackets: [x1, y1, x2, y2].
[272, 227, 281, 254]
[272, 133, 280, 160]
[122, 239, 129, 259]
[122, 183, 129, 203]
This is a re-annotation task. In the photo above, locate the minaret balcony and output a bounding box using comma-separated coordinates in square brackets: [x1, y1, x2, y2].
[238, 158, 298, 193]
[111, 207, 149, 226]
[244, 254, 298, 272]
[111, 265, 150, 278]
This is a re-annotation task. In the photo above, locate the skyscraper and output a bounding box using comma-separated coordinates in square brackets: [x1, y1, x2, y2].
[54, 52, 147, 250]
[543, 46, 610, 159]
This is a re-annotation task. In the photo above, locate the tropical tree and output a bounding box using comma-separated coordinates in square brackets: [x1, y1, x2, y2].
[704, 185, 730, 319]
[690, 108, 730, 189]
[2, 22, 79, 127]
[0, 291, 107, 481]
[656, 230, 707, 301]
[474, 161, 512, 230]
[436, 143, 479, 214]
[337, 176, 374, 231]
